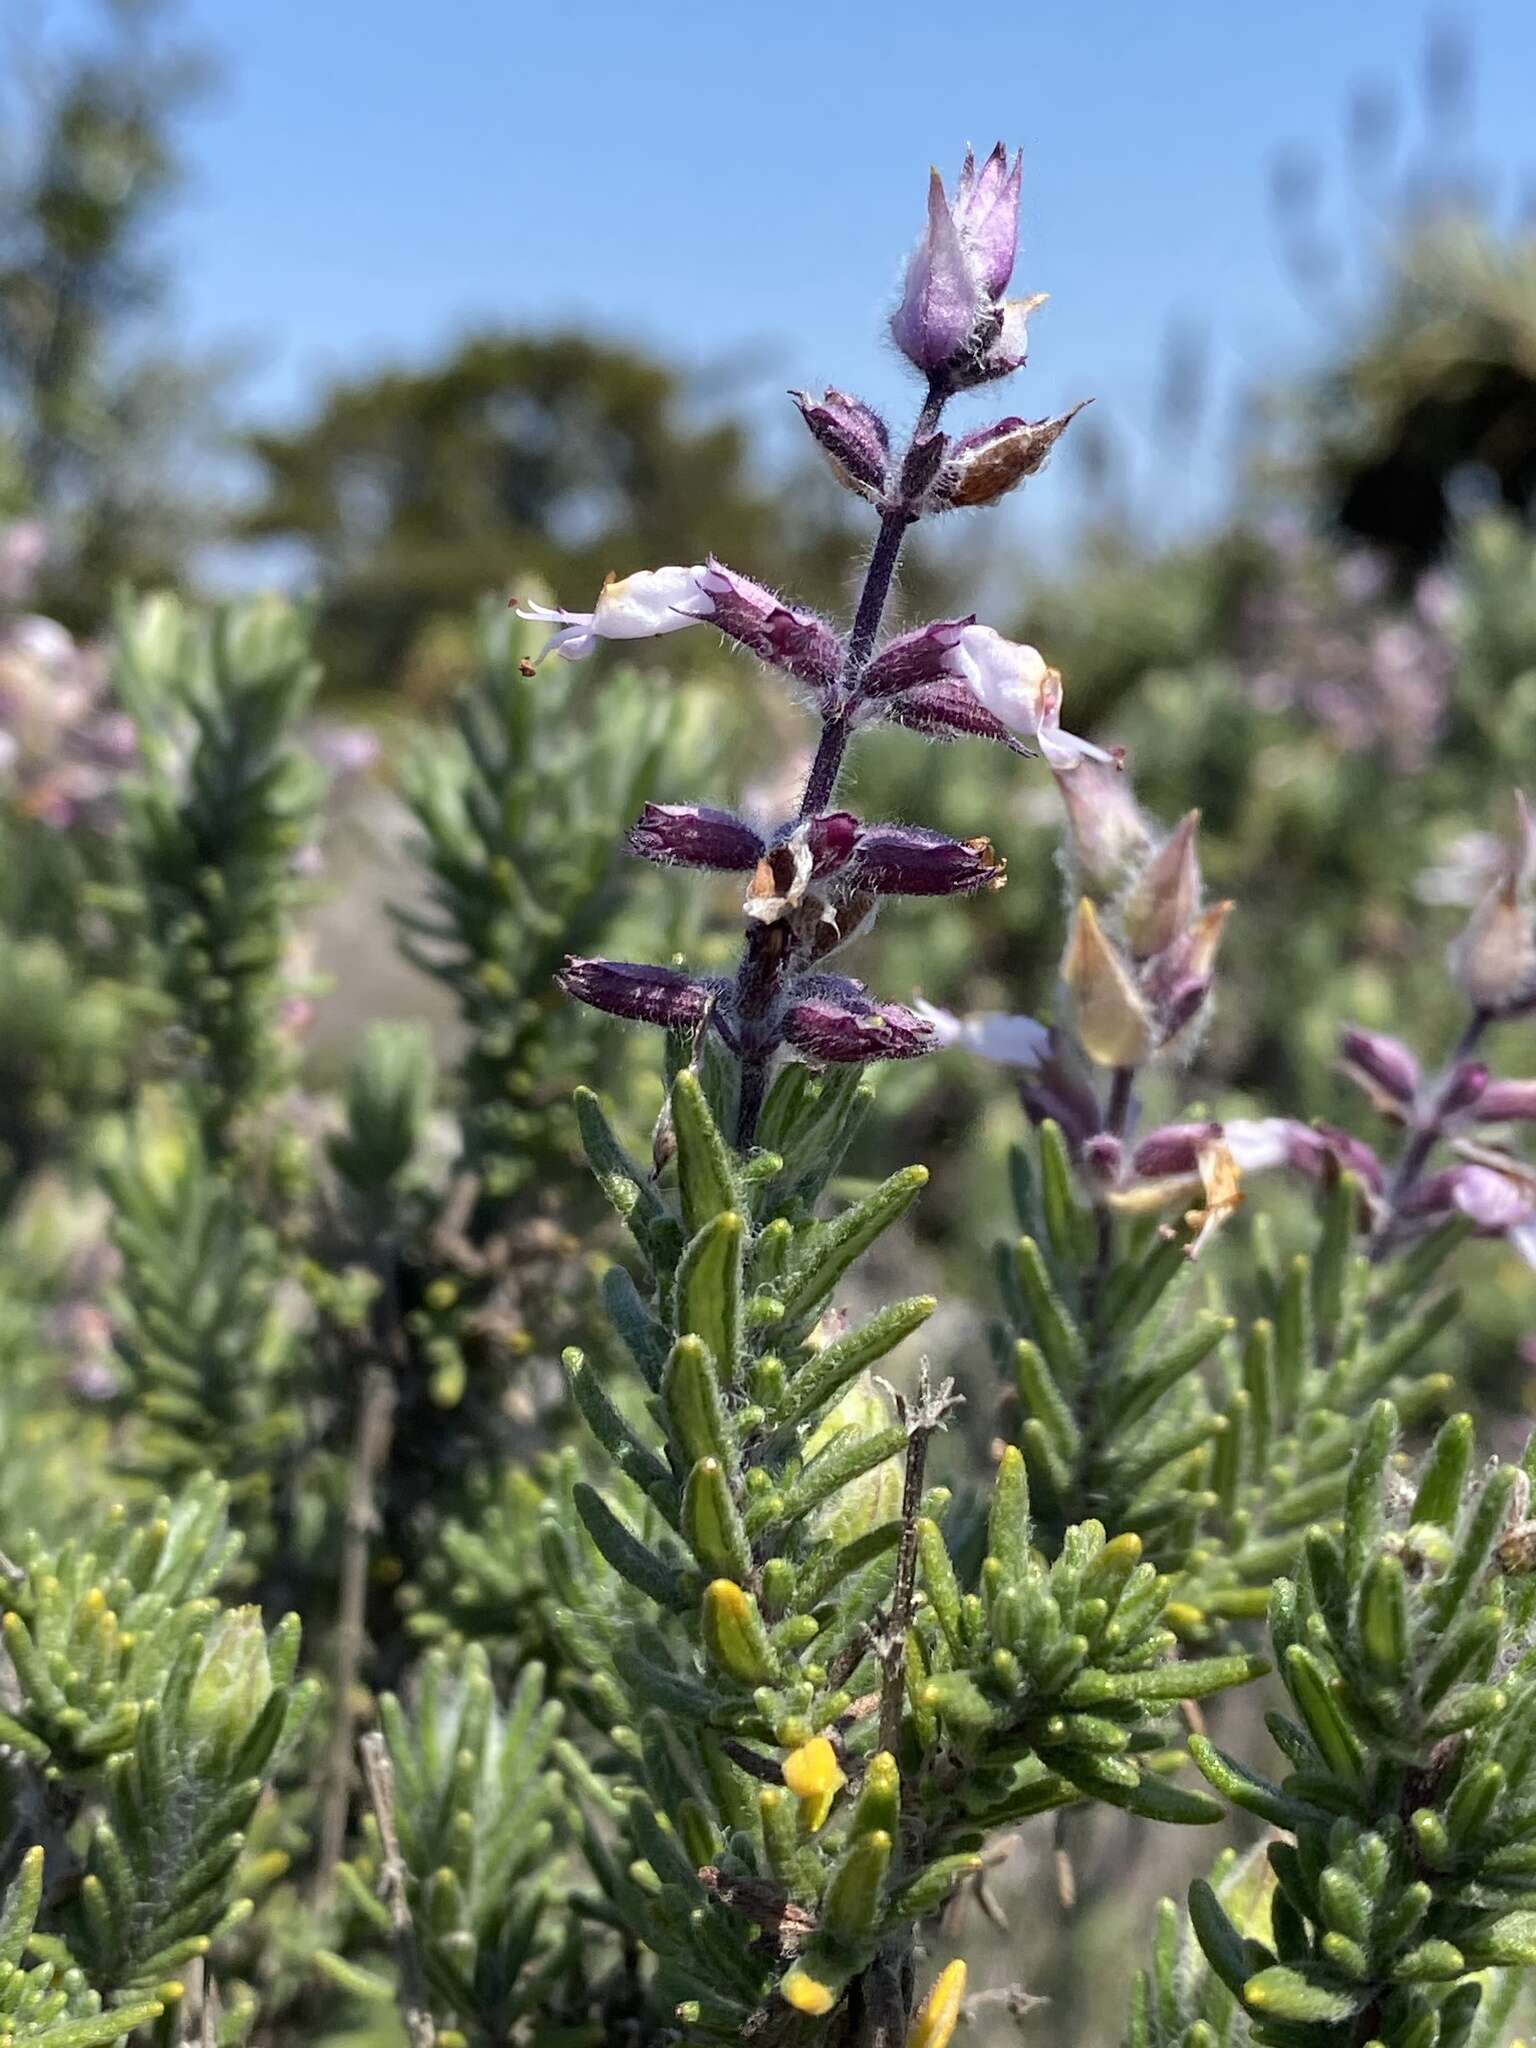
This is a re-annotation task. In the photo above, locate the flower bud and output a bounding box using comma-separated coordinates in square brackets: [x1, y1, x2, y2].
[628, 802, 764, 872]
[891, 166, 989, 377]
[1123, 811, 1202, 960]
[1132, 1122, 1223, 1180]
[1339, 1025, 1421, 1112]
[932, 405, 1088, 509]
[1081, 1132, 1124, 1190]
[857, 617, 975, 701]
[1475, 1077, 1536, 1122]
[782, 1735, 846, 1833]
[789, 388, 890, 501]
[852, 1750, 901, 1837]
[908, 1961, 968, 2048]
[802, 811, 861, 875]
[557, 956, 716, 1028]
[822, 1828, 893, 1944]
[850, 823, 1006, 896]
[1061, 899, 1153, 1068]
[696, 561, 842, 691]
[953, 143, 1022, 297]
[782, 992, 935, 1063]
[780, 1967, 840, 2017]
[682, 1457, 752, 1581]
[1053, 756, 1150, 900]
[187, 1608, 273, 1756]
[1440, 1060, 1489, 1116]
[702, 1578, 777, 1684]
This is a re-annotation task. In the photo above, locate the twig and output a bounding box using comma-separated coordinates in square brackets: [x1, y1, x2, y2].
[313, 1359, 397, 1899]
[360, 1732, 436, 2048]
[878, 1363, 963, 1760]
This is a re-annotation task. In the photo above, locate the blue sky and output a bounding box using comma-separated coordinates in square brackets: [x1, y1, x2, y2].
[86, 1, 1536, 545]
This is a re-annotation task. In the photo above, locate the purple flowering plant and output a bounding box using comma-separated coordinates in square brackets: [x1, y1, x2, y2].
[522, 142, 1100, 1151]
[11, 149, 1536, 2048]
[513, 150, 1536, 2047]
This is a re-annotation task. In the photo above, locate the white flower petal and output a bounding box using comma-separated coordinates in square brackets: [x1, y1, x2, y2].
[1222, 1117, 1294, 1174]
[913, 998, 1048, 1068]
[950, 624, 1113, 768]
[590, 564, 711, 638]
[515, 566, 711, 663]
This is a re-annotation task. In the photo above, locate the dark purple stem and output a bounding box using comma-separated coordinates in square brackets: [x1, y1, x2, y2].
[1089, 1065, 1139, 1322]
[1369, 1007, 1490, 1261]
[798, 710, 851, 822]
[1104, 1066, 1136, 1142]
[733, 381, 949, 1146]
[844, 510, 913, 678]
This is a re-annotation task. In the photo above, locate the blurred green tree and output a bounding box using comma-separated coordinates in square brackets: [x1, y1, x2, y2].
[0, 0, 221, 627]
[239, 331, 948, 699]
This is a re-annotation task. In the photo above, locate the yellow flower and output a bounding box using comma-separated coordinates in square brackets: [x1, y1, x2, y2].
[782, 1735, 846, 1833]
[780, 1966, 838, 2016]
[907, 1959, 967, 2048]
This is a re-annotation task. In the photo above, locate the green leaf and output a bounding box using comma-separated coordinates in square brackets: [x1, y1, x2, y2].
[1014, 1236, 1087, 1390]
[573, 1484, 692, 1611]
[682, 1458, 753, 1583]
[1189, 1878, 1269, 2001]
[1242, 1965, 1359, 2024]
[779, 1296, 936, 1427]
[662, 1335, 730, 1467]
[1356, 1553, 1410, 1684]
[575, 1087, 672, 1252]
[1188, 1735, 1306, 1829]
[821, 1828, 892, 1945]
[1284, 1646, 1363, 1785]
[777, 1166, 929, 1328]
[563, 1348, 674, 1501]
[676, 1212, 744, 1385]
[671, 1070, 739, 1234]
[1413, 1411, 1475, 1526]
[988, 1444, 1032, 1579]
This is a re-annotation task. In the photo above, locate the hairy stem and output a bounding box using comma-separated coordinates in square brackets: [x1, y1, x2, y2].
[734, 381, 948, 1145]
[1089, 1064, 1139, 1321]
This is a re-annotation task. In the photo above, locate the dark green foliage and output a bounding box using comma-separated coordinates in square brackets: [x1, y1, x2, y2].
[322, 1646, 593, 2044]
[0, 1851, 164, 2046]
[0, 1479, 313, 2037]
[113, 594, 324, 1143]
[326, 1024, 437, 1220]
[0, 1475, 242, 1771]
[557, 1069, 1259, 2036]
[999, 1132, 1464, 1644]
[0, 1, 218, 625]
[103, 1105, 305, 1514]
[1190, 1406, 1536, 2047]
[397, 602, 672, 1207]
